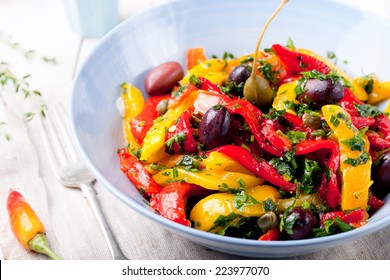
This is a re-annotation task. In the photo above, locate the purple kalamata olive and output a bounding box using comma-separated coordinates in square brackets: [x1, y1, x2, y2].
[199, 105, 232, 150]
[286, 208, 316, 240]
[372, 150, 390, 198]
[228, 65, 251, 84]
[144, 61, 184, 96]
[297, 78, 344, 108]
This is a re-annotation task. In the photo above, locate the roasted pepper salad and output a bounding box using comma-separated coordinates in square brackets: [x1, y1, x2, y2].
[117, 40, 390, 241]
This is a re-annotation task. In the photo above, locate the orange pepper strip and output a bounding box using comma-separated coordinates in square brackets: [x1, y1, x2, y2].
[186, 47, 206, 70]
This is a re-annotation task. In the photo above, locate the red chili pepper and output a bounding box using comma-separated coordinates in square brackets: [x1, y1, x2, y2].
[258, 227, 281, 241]
[165, 110, 198, 154]
[131, 94, 170, 144]
[272, 44, 331, 78]
[150, 182, 209, 227]
[213, 145, 297, 193]
[295, 139, 341, 208]
[7, 189, 62, 259]
[320, 209, 367, 228]
[225, 99, 284, 156]
[118, 148, 162, 196]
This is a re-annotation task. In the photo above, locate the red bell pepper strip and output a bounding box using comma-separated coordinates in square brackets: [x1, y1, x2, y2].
[272, 44, 331, 77]
[150, 182, 192, 227]
[295, 139, 341, 208]
[371, 114, 390, 139]
[195, 76, 224, 94]
[368, 192, 385, 210]
[320, 209, 367, 228]
[213, 145, 297, 193]
[338, 88, 362, 116]
[261, 119, 292, 152]
[7, 189, 62, 259]
[118, 148, 162, 196]
[351, 116, 375, 130]
[150, 182, 210, 227]
[366, 131, 390, 150]
[131, 94, 170, 144]
[258, 227, 281, 241]
[193, 90, 234, 115]
[225, 99, 284, 157]
[165, 110, 198, 154]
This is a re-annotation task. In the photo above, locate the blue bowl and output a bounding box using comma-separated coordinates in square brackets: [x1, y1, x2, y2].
[70, 0, 390, 258]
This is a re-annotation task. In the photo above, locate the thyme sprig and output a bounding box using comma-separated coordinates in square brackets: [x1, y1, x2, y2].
[0, 33, 56, 140]
[0, 32, 57, 64]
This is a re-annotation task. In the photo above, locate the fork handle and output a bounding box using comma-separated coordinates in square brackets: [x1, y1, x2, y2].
[80, 183, 128, 260]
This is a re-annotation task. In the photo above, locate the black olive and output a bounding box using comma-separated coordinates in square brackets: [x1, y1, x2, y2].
[297, 78, 344, 108]
[198, 105, 232, 150]
[371, 150, 390, 198]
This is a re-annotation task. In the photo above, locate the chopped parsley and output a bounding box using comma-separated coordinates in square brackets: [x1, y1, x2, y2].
[340, 128, 367, 152]
[232, 191, 260, 211]
[354, 103, 382, 118]
[262, 198, 277, 212]
[286, 37, 295, 51]
[175, 155, 201, 172]
[165, 132, 186, 152]
[286, 130, 307, 145]
[301, 158, 322, 191]
[344, 151, 370, 167]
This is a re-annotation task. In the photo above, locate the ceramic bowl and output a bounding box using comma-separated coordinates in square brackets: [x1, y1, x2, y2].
[70, 0, 390, 258]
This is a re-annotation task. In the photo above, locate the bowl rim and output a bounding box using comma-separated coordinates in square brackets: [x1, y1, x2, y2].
[69, 0, 390, 252]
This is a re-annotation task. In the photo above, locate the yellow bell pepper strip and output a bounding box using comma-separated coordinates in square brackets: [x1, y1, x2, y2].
[354, 74, 390, 105]
[213, 145, 297, 193]
[322, 105, 372, 211]
[190, 185, 280, 232]
[7, 189, 62, 260]
[181, 58, 227, 86]
[152, 167, 263, 191]
[297, 48, 368, 101]
[121, 82, 144, 150]
[203, 151, 253, 174]
[140, 90, 199, 162]
[276, 193, 324, 213]
[272, 80, 298, 114]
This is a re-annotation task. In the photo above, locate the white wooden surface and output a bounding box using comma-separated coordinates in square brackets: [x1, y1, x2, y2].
[0, 0, 389, 260]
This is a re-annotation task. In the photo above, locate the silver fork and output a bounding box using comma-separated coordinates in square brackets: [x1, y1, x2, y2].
[40, 104, 128, 260]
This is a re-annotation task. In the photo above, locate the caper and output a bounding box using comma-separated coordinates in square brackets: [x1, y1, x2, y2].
[156, 99, 169, 116]
[302, 112, 322, 129]
[243, 75, 275, 108]
[243, 0, 288, 109]
[257, 211, 278, 231]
